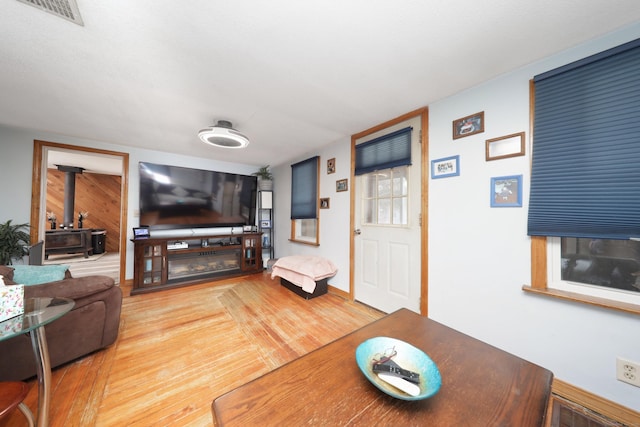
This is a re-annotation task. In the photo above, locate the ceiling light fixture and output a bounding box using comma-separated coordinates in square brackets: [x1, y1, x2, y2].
[198, 120, 250, 149]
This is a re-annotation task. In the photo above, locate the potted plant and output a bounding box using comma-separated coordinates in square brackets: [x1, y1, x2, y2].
[0, 220, 30, 265]
[253, 165, 273, 191]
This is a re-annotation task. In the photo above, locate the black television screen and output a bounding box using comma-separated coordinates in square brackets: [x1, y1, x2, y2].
[139, 162, 257, 230]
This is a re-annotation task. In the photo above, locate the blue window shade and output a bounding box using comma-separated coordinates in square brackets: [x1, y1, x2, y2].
[355, 127, 412, 176]
[528, 38, 640, 239]
[291, 156, 318, 219]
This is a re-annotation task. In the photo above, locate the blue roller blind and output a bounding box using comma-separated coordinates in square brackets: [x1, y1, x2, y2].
[291, 156, 318, 219]
[355, 127, 412, 176]
[528, 38, 640, 239]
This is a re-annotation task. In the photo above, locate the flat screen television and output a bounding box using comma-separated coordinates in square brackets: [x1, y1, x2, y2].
[139, 162, 257, 230]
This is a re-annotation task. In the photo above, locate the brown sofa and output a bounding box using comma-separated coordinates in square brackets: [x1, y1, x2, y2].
[0, 266, 122, 381]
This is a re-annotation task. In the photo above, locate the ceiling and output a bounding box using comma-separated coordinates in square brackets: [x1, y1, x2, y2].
[47, 148, 124, 176]
[2, 1, 639, 169]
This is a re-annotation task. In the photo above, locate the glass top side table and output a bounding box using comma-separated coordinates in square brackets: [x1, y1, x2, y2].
[0, 297, 74, 427]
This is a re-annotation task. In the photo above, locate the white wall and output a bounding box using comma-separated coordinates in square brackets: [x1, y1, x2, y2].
[428, 25, 640, 411]
[274, 24, 640, 411]
[0, 125, 256, 279]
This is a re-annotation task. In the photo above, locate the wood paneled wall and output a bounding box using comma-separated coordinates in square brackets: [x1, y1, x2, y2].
[46, 169, 121, 253]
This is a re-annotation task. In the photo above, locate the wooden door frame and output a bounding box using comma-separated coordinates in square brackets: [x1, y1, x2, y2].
[349, 107, 429, 316]
[31, 140, 129, 286]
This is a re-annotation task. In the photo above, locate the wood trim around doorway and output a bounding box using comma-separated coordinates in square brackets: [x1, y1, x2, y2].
[349, 107, 429, 316]
[31, 140, 129, 286]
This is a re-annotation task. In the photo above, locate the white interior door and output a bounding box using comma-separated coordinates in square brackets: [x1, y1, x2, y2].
[354, 116, 422, 313]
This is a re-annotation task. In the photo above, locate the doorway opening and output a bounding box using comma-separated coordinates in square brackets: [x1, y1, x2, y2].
[30, 140, 129, 285]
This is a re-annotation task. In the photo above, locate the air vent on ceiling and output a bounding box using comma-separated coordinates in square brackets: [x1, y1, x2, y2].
[17, 0, 84, 26]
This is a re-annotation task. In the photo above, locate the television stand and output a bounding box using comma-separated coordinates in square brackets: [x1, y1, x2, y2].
[132, 232, 262, 295]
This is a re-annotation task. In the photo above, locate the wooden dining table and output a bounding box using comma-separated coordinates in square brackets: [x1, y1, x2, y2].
[211, 308, 553, 426]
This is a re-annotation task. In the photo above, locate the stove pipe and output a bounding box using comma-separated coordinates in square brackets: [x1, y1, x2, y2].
[56, 165, 84, 228]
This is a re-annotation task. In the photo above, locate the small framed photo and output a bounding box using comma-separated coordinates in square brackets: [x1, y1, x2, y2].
[260, 220, 272, 228]
[336, 179, 348, 192]
[453, 111, 484, 139]
[485, 132, 525, 161]
[431, 155, 460, 179]
[320, 197, 330, 209]
[491, 175, 522, 207]
[327, 158, 336, 174]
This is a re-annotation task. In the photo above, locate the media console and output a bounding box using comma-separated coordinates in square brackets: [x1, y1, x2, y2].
[132, 232, 262, 295]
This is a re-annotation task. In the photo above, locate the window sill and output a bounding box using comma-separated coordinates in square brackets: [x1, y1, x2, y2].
[522, 285, 640, 316]
[288, 238, 319, 247]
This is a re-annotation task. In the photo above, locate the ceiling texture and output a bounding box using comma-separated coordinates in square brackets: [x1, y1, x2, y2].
[2, 1, 639, 168]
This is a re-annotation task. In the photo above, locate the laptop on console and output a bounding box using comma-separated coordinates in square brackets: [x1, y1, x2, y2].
[133, 227, 150, 240]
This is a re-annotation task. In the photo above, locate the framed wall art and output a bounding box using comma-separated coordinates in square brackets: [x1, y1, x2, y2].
[453, 111, 484, 139]
[490, 175, 522, 207]
[336, 179, 348, 192]
[327, 158, 336, 174]
[485, 132, 525, 161]
[320, 197, 330, 209]
[260, 219, 272, 228]
[431, 155, 460, 179]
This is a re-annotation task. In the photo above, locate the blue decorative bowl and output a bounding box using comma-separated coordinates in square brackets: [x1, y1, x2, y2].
[355, 336, 442, 401]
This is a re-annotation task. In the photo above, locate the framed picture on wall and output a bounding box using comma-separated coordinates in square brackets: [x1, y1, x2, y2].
[453, 111, 484, 139]
[431, 155, 460, 179]
[490, 175, 522, 207]
[320, 197, 330, 209]
[260, 220, 272, 228]
[336, 179, 348, 192]
[485, 132, 525, 161]
[327, 158, 336, 174]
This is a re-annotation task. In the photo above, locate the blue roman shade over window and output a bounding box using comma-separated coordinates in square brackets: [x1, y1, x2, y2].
[291, 156, 318, 219]
[355, 127, 412, 176]
[528, 38, 640, 240]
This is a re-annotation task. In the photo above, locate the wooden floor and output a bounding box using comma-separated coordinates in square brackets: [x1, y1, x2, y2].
[0, 273, 383, 427]
[45, 252, 120, 284]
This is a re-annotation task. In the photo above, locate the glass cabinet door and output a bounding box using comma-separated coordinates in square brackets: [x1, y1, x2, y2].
[242, 235, 261, 271]
[142, 244, 164, 286]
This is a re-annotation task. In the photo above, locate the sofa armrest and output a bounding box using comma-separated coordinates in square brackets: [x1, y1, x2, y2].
[24, 275, 116, 300]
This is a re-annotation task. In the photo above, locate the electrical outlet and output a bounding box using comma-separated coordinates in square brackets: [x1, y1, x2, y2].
[616, 357, 640, 387]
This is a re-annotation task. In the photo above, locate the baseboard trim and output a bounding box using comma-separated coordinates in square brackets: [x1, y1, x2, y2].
[552, 378, 639, 426]
[328, 284, 349, 299]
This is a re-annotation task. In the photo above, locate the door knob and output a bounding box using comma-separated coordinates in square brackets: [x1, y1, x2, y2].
[354, 229, 361, 235]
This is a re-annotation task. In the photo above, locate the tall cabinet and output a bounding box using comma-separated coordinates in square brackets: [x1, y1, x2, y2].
[258, 190, 274, 266]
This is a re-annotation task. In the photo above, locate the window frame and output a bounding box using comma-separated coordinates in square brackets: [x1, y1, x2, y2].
[524, 79, 640, 315]
[524, 236, 640, 315]
[290, 156, 320, 246]
[549, 237, 640, 305]
[360, 166, 410, 227]
[524, 40, 640, 315]
[291, 218, 318, 245]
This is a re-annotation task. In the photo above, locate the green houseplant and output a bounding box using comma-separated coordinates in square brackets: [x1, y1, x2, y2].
[253, 165, 273, 191]
[0, 220, 30, 265]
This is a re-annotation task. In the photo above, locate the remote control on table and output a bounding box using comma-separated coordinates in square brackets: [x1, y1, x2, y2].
[372, 362, 420, 384]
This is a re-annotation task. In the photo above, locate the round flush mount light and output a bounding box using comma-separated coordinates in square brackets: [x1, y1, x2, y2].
[198, 120, 250, 149]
